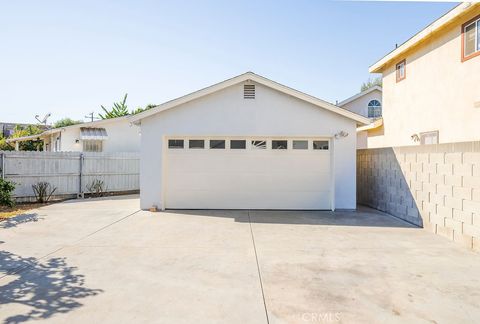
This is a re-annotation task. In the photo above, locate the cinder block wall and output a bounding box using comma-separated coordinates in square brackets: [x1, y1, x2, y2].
[357, 142, 480, 250]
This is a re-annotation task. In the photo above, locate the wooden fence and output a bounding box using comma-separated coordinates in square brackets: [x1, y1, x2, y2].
[0, 151, 139, 201]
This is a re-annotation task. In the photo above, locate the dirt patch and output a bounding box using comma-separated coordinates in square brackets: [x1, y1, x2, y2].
[0, 203, 50, 220]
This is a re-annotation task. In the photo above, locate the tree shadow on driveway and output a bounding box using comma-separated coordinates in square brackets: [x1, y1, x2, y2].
[0, 250, 103, 324]
[0, 214, 43, 230]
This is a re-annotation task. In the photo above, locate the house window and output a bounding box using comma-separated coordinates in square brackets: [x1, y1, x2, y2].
[168, 139, 184, 149]
[189, 140, 204, 149]
[83, 140, 103, 152]
[230, 140, 246, 149]
[313, 140, 329, 150]
[396, 60, 406, 82]
[462, 15, 480, 61]
[251, 140, 266, 149]
[420, 131, 439, 145]
[210, 140, 225, 149]
[367, 100, 382, 118]
[292, 140, 308, 150]
[272, 140, 288, 150]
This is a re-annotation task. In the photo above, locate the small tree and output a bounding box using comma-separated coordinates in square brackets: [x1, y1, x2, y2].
[53, 118, 83, 128]
[0, 136, 13, 151]
[360, 77, 382, 92]
[87, 179, 106, 197]
[131, 104, 156, 115]
[99, 94, 130, 119]
[32, 182, 57, 203]
[11, 125, 44, 151]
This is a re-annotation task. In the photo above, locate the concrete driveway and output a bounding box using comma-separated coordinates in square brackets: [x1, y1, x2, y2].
[1, 196, 480, 324]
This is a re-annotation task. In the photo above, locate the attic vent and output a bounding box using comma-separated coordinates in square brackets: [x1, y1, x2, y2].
[244, 84, 255, 99]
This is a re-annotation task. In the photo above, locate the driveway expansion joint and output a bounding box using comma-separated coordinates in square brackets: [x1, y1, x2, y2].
[248, 210, 270, 324]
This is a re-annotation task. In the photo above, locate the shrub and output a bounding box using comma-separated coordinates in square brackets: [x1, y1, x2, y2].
[0, 178, 16, 207]
[87, 179, 106, 197]
[32, 182, 57, 203]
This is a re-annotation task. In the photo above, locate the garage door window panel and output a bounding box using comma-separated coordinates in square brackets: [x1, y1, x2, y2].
[210, 140, 225, 149]
[189, 140, 205, 149]
[292, 140, 308, 150]
[168, 139, 184, 149]
[252, 140, 267, 149]
[272, 140, 288, 150]
[230, 140, 246, 149]
[313, 140, 329, 150]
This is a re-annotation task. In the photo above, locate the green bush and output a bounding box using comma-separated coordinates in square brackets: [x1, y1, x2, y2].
[0, 178, 16, 207]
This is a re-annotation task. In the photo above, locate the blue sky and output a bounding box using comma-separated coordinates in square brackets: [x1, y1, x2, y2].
[1, 0, 457, 124]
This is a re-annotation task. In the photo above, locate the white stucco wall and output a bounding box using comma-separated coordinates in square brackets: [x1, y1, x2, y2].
[45, 118, 140, 152]
[139, 82, 358, 210]
[370, 8, 480, 147]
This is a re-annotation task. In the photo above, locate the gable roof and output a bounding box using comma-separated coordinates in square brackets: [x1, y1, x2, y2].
[370, 2, 480, 73]
[129, 72, 370, 125]
[337, 85, 382, 107]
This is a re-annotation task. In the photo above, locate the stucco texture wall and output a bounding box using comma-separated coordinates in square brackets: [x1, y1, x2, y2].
[52, 119, 140, 152]
[371, 7, 480, 148]
[139, 81, 358, 210]
[357, 142, 480, 250]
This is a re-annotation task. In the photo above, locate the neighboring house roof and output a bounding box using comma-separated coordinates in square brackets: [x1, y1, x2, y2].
[337, 86, 382, 107]
[129, 72, 370, 126]
[5, 134, 43, 143]
[42, 116, 129, 136]
[6, 116, 128, 143]
[370, 2, 480, 73]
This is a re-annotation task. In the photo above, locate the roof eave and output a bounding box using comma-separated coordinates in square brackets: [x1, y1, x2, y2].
[129, 72, 370, 125]
[357, 118, 383, 132]
[6, 134, 45, 143]
[369, 2, 477, 73]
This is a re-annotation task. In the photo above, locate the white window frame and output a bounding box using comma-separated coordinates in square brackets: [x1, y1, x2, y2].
[420, 131, 439, 145]
[464, 18, 480, 57]
[396, 60, 406, 82]
[367, 100, 382, 119]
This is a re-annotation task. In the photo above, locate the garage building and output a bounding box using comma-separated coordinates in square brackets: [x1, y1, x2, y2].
[130, 72, 369, 211]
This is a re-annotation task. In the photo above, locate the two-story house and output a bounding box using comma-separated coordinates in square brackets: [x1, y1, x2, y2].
[367, 2, 480, 148]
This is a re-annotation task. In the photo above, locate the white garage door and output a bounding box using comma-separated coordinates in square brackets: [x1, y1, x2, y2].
[164, 137, 332, 210]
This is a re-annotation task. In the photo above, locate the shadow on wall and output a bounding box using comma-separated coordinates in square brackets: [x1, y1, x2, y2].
[0, 251, 103, 324]
[0, 214, 42, 229]
[357, 147, 423, 227]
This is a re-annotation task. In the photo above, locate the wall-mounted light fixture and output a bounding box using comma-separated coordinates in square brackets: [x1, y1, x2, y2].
[334, 131, 349, 139]
[411, 134, 420, 143]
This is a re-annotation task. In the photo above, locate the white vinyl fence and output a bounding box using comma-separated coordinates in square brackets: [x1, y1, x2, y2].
[0, 151, 139, 201]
